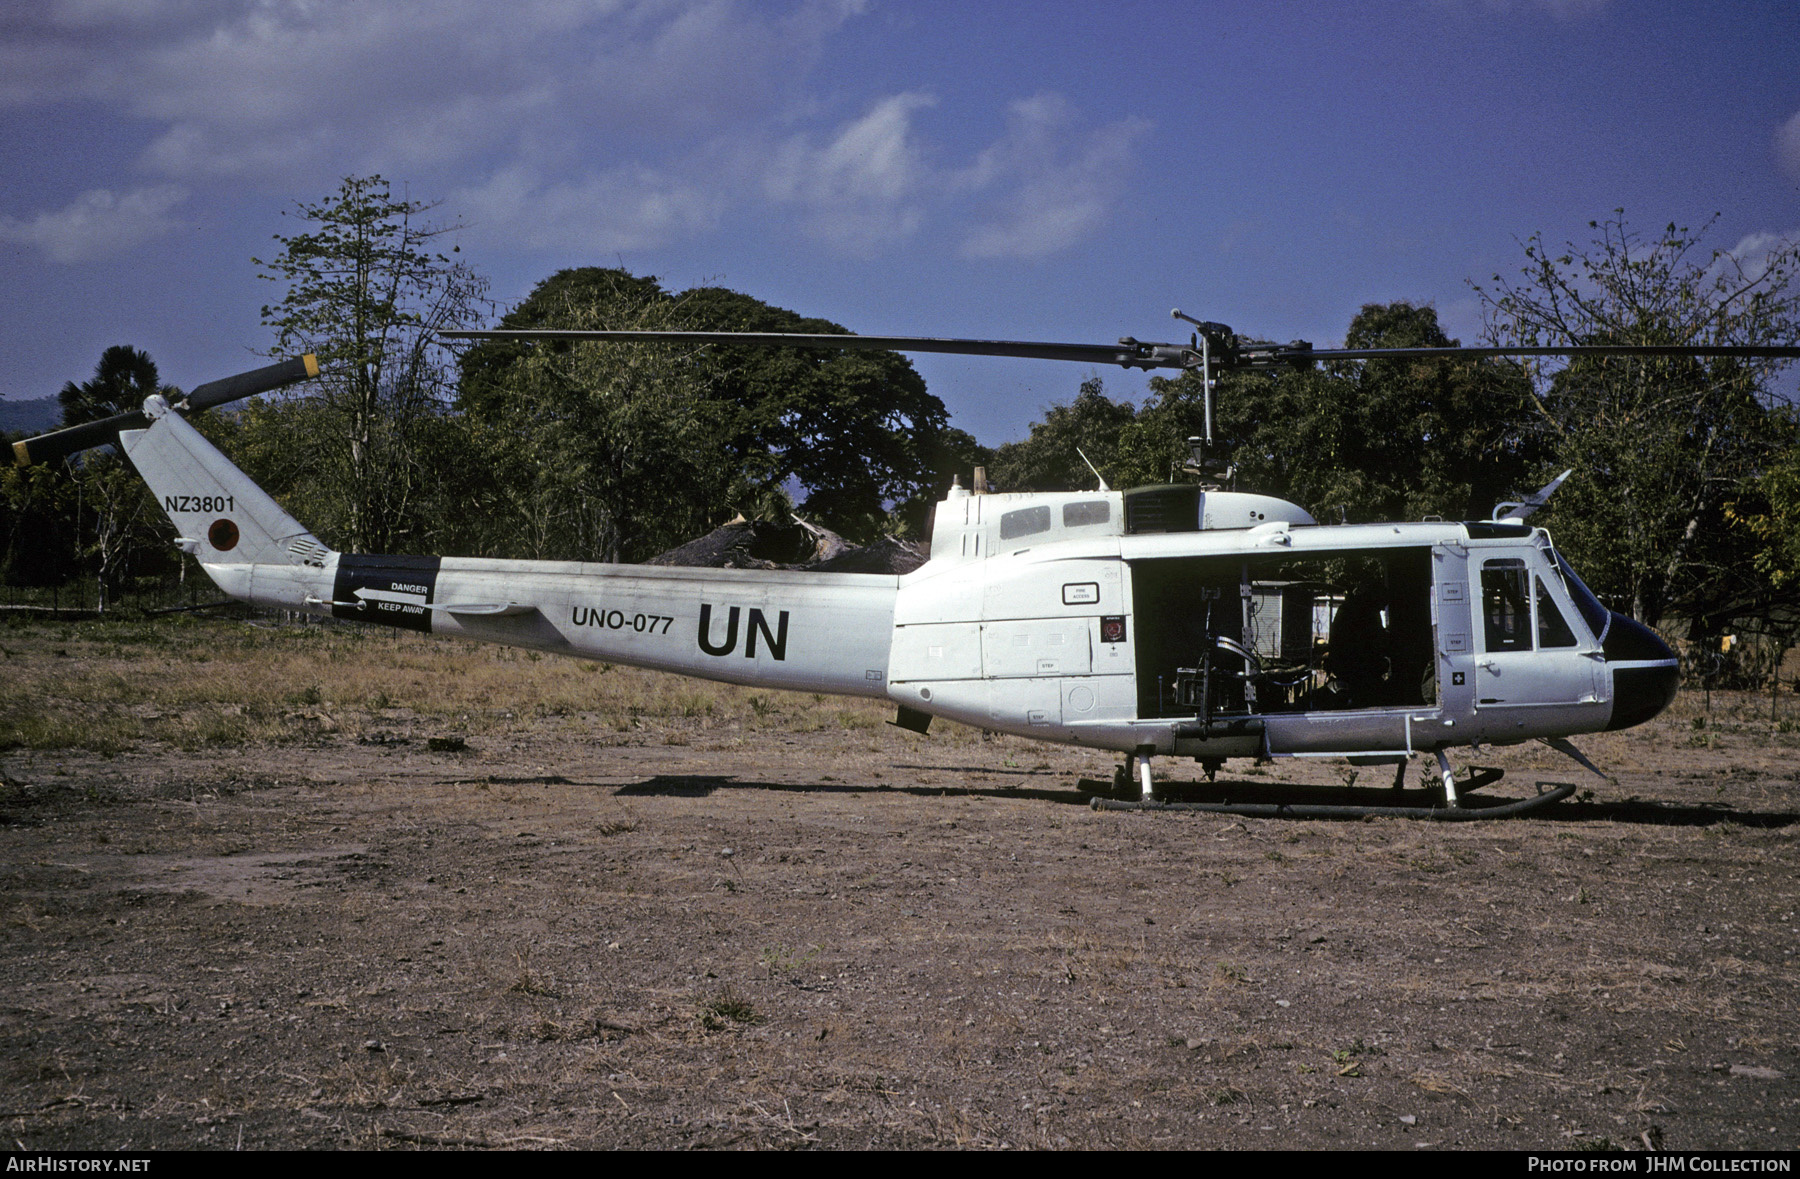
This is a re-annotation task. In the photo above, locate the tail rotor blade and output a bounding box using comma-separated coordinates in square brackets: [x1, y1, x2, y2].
[12, 414, 145, 468]
[185, 354, 319, 413]
[11, 355, 318, 468]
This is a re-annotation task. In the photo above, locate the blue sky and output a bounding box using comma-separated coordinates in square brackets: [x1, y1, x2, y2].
[2, 0, 1796, 446]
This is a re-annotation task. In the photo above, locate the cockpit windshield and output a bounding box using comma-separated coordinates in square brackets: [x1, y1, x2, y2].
[1550, 548, 1611, 644]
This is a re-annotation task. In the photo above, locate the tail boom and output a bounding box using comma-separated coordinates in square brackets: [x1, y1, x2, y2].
[120, 404, 897, 697]
[361, 556, 900, 698]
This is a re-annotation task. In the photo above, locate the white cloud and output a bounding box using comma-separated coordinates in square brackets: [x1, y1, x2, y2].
[0, 184, 187, 262]
[3, 0, 865, 180]
[455, 163, 723, 254]
[456, 86, 1145, 260]
[764, 93, 936, 254]
[1712, 228, 1800, 289]
[43, 0, 239, 30]
[754, 91, 1148, 260]
[957, 95, 1148, 261]
[0, 2, 1143, 263]
[1777, 110, 1800, 184]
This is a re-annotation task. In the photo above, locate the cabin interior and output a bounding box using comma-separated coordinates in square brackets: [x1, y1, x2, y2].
[1131, 547, 1436, 720]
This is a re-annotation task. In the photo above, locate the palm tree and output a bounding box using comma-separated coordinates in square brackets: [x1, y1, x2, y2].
[58, 344, 167, 425]
[56, 346, 180, 611]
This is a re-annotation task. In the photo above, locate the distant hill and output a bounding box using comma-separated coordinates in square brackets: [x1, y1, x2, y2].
[0, 397, 60, 437]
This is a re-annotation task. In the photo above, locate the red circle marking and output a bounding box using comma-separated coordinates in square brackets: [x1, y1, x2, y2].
[208, 519, 240, 551]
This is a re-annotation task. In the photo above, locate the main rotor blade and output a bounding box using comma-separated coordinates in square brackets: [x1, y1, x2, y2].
[1300, 344, 1800, 363]
[445, 328, 1800, 373]
[441, 329, 1198, 370]
[12, 355, 318, 468]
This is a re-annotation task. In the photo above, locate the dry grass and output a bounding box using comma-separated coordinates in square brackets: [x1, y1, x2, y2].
[0, 614, 896, 753]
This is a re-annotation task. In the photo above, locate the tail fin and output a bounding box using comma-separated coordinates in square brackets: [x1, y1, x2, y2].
[119, 396, 332, 568]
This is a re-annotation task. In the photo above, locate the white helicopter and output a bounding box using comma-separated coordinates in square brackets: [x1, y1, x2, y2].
[15, 316, 1793, 816]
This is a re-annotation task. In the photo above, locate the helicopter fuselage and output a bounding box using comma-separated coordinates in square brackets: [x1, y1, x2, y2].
[186, 426, 1676, 768]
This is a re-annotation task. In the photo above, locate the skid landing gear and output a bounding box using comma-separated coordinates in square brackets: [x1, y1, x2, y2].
[1112, 747, 1158, 801]
[1089, 749, 1563, 819]
[1432, 749, 1504, 807]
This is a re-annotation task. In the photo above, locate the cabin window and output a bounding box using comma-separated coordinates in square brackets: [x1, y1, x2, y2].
[1482, 559, 1532, 652]
[1063, 500, 1110, 527]
[1536, 577, 1578, 648]
[999, 506, 1052, 539]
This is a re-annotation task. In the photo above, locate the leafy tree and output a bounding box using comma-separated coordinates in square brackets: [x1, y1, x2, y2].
[1207, 303, 1540, 524]
[254, 175, 488, 553]
[991, 304, 1542, 528]
[1730, 433, 1800, 597]
[1474, 213, 1800, 632]
[0, 457, 79, 590]
[456, 269, 724, 562]
[666, 285, 949, 540]
[1723, 420, 1800, 693]
[893, 425, 993, 537]
[53, 346, 184, 609]
[989, 377, 1137, 492]
[457, 268, 951, 560]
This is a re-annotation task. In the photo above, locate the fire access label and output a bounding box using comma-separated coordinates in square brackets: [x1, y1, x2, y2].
[331, 553, 442, 633]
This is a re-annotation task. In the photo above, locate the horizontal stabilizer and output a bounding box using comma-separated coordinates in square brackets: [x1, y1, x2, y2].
[436, 601, 537, 617]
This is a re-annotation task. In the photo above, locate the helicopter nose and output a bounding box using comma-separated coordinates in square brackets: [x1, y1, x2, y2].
[1602, 612, 1680, 731]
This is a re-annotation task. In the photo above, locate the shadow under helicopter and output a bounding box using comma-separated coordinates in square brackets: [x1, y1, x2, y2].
[1529, 796, 1798, 829]
[611, 772, 1798, 827]
[616, 774, 1084, 806]
[1095, 776, 1797, 826]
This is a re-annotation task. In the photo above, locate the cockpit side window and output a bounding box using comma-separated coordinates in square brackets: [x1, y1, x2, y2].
[1551, 548, 1611, 642]
[1535, 577, 1578, 648]
[1481, 559, 1532, 652]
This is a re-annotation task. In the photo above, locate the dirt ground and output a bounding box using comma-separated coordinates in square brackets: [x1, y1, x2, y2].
[1, 618, 1797, 1150]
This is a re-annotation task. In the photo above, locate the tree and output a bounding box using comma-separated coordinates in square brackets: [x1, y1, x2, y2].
[1135, 305, 1538, 523]
[456, 269, 725, 562]
[1730, 434, 1800, 597]
[53, 346, 182, 610]
[989, 304, 1542, 528]
[254, 176, 488, 553]
[892, 425, 993, 537]
[0, 457, 79, 591]
[989, 377, 1138, 493]
[457, 268, 952, 561]
[1473, 213, 1800, 633]
[1723, 422, 1800, 698]
[666, 285, 949, 540]
[58, 345, 165, 426]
